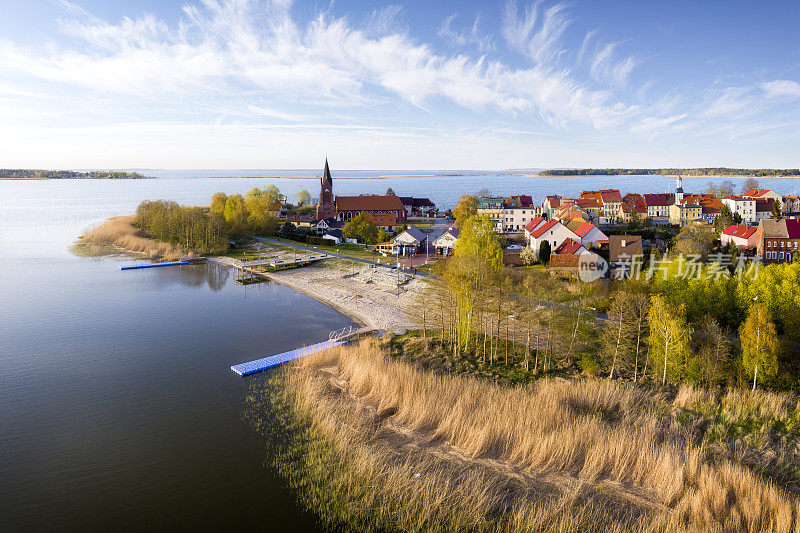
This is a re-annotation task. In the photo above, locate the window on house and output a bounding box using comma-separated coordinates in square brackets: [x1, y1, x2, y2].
[780, 252, 785, 260]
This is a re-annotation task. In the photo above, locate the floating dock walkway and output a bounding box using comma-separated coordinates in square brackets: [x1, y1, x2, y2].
[230, 339, 347, 376]
[120, 260, 189, 270]
[230, 326, 376, 376]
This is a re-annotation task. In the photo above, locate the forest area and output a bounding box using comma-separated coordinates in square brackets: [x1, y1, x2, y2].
[538, 168, 800, 177]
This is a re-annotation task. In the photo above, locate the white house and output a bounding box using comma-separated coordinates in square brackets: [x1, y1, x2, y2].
[523, 216, 548, 245]
[392, 227, 427, 256]
[743, 188, 783, 208]
[721, 224, 758, 249]
[782, 195, 800, 214]
[568, 220, 608, 248]
[723, 196, 757, 224]
[501, 206, 541, 233]
[528, 219, 580, 260]
[432, 228, 459, 256]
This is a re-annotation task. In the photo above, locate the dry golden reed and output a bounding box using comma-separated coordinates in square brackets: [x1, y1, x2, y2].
[77, 215, 192, 260]
[289, 341, 798, 532]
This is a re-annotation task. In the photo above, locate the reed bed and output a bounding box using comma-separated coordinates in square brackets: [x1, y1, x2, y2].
[76, 215, 192, 260]
[279, 341, 799, 532]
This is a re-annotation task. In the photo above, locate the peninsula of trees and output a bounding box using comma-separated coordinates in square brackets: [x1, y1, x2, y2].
[0, 169, 152, 179]
[538, 168, 800, 177]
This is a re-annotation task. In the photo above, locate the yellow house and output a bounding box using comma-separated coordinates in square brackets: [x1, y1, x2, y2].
[669, 203, 703, 227]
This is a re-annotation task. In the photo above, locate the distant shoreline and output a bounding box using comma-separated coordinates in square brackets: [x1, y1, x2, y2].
[1, 176, 157, 180]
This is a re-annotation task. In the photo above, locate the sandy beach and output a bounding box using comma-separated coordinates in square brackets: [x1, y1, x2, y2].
[213, 258, 423, 333]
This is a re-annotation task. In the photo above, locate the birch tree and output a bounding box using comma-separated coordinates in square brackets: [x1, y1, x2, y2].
[740, 303, 780, 391]
[647, 295, 692, 385]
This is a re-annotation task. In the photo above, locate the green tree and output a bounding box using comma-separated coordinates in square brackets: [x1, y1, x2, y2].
[538, 240, 551, 264]
[771, 200, 782, 220]
[694, 316, 731, 386]
[210, 192, 227, 216]
[223, 194, 249, 235]
[296, 188, 311, 206]
[739, 303, 780, 390]
[244, 188, 280, 235]
[454, 215, 503, 272]
[714, 203, 735, 233]
[674, 222, 717, 259]
[453, 194, 478, 227]
[343, 212, 379, 244]
[647, 295, 692, 384]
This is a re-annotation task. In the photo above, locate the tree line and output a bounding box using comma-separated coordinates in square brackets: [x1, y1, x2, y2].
[1, 169, 151, 179]
[538, 168, 800, 177]
[135, 185, 287, 254]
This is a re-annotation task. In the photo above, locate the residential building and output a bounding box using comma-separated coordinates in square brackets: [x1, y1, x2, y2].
[313, 217, 343, 235]
[669, 203, 703, 226]
[504, 195, 534, 208]
[609, 235, 644, 279]
[542, 195, 563, 218]
[722, 196, 756, 224]
[392, 227, 427, 256]
[366, 211, 398, 231]
[477, 197, 505, 230]
[743, 188, 783, 208]
[681, 194, 722, 224]
[721, 224, 758, 249]
[755, 199, 776, 222]
[553, 238, 588, 256]
[287, 214, 317, 229]
[566, 219, 608, 248]
[756, 218, 800, 264]
[642, 193, 675, 220]
[399, 197, 436, 217]
[782, 195, 800, 214]
[575, 198, 601, 223]
[617, 202, 647, 224]
[501, 206, 540, 233]
[579, 189, 623, 224]
[523, 216, 548, 245]
[432, 228, 459, 256]
[528, 219, 580, 260]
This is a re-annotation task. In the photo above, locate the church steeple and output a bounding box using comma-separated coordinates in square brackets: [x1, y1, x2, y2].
[322, 157, 332, 185]
[316, 157, 336, 220]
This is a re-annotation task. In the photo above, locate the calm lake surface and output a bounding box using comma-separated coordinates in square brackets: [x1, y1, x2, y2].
[1, 172, 798, 530]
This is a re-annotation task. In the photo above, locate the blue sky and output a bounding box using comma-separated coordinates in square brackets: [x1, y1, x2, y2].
[0, 0, 798, 169]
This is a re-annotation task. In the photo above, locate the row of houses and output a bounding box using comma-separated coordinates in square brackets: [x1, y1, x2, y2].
[375, 226, 461, 257]
[722, 219, 800, 264]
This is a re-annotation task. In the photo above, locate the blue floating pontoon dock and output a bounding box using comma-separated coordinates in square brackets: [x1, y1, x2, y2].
[230, 339, 347, 376]
[120, 260, 190, 270]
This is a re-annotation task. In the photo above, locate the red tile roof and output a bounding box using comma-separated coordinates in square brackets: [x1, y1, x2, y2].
[573, 221, 596, 237]
[786, 219, 800, 239]
[524, 216, 546, 232]
[530, 219, 559, 238]
[743, 188, 774, 198]
[723, 224, 756, 239]
[336, 195, 405, 212]
[554, 238, 585, 255]
[643, 193, 675, 207]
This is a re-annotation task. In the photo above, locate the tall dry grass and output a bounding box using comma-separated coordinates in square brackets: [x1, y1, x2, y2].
[287, 341, 799, 532]
[77, 215, 193, 260]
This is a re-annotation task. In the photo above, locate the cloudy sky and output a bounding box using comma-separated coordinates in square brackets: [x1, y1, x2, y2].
[0, 0, 798, 169]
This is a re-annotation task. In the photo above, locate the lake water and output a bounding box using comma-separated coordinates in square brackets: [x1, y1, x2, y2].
[1, 172, 798, 530]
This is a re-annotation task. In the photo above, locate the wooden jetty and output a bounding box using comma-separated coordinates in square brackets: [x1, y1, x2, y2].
[120, 257, 206, 271]
[233, 254, 329, 284]
[230, 326, 376, 376]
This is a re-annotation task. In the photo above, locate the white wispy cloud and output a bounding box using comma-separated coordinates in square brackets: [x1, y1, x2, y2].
[589, 42, 637, 88]
[502, 0, 571, 65]
[438, 14, 495, 53]
[760, 79, 800, 99]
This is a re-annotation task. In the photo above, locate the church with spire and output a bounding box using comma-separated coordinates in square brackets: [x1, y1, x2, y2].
[313, 158, 407, 231]
[316, 158, 336, 220]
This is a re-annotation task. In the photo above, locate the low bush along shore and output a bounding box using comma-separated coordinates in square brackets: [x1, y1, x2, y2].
[75, 215, 193, 261]
[245, 339, 800, 532]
